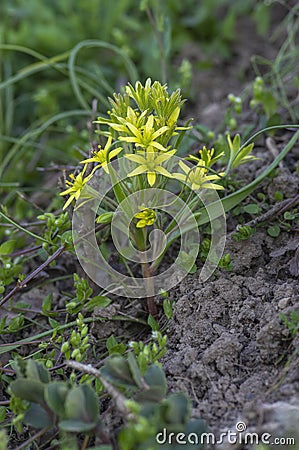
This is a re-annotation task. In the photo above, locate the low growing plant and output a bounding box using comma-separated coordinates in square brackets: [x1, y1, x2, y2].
[60, 78, 299, 316]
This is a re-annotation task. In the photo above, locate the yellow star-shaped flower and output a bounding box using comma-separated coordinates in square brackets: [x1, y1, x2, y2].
[124, 151, 175, 186]
[117, 114, 169, 152]
[175, 161, 224, 191]
[80, 136, 122, 173]
[60, 164, 92, 209]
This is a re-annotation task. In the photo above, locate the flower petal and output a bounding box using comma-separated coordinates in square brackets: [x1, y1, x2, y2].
[150, 141, 168, 152]
[109, 147, 123, 159]
[127, 166, 147, 177]
[155, 166, 173, 178]
[147, 172, 156, 186]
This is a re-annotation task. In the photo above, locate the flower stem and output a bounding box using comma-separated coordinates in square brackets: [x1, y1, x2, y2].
[142, 262, 158, 318]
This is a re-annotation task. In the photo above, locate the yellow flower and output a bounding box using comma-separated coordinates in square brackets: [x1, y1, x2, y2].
[80, 136, 122, 173]
[188, 146, 224, 168]
[60, 164, 92, 209]
[117, 114, 169, 152]
[134, 208, 157, 228]
[124, 151, 175, 186]
[175, 161, 224, 191]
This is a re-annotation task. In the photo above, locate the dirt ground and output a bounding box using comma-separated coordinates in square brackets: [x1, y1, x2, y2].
[161, 4, 299, 446]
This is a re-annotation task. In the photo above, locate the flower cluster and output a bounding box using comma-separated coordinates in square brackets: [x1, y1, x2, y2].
[60, 79, 256, 215]
[134, 208, 157, 228]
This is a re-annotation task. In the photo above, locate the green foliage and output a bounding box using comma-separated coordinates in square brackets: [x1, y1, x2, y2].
[10, 359, 101, 433]
[0, 430, 8, 450]
[129, 331, 167, 374]
[37, 212, 71, 254]
[100, 353, 206, 449]
[7, 349, 206, 449]
[233, 225, 254, 241]
[66, 274, 111, 314]
[60, 313, 90, 362]
[218, 253, 234, 271]
[267, 224, 281, 238]
[280, 310, 299, 338]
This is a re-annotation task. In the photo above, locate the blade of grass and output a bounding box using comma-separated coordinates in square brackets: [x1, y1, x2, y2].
[0, 209, 52, 244]
[68, 39, 138, 110]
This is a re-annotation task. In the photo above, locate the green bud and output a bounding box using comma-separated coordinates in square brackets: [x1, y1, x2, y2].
[61, 342, 70, 353]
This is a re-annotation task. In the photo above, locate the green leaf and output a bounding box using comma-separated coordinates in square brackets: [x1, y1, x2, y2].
[64, 386, 86, 421]
[10, 379, 45, 404]
[42, 293, 52, 315]
[7, 315, 24, 332]
[84, 295, 111, 312]
[163, 393, 190, 425]
[145, 365, 167, 390]
[267, 225, 280, 237]
[127, 353, 143, 389]
[163, 299, 173, 320]
[106, 335, 126, 355]
[24, 403, 53, 429]
[64, 384, 99, 423]
[101, 356, 136, 387]
[135, 365, 167, 402]
[45, 382, 69, 417]
[59, 419, 96, 433]
[0, 239, 15, 255]
[261, 91, 277, 118]
[243, 204, 261, 214]
[81, 384, 99, 423]
[148, 314, 159, 331]
[26, 359, 50, 383]
[0, 406, 6, 423]
[48, 317, 60, 329]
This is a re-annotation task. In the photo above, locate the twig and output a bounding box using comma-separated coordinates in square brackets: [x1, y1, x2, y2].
[14, 427, 51, 450]
[240, 194, 299, 229]
[0, 244, 66, 308]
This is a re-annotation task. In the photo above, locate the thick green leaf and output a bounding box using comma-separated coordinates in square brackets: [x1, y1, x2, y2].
[135, 386, 167, 403]
[0, 239, 15, 255]
[24, 403, 53, 429]
[127, 353, 143, 389]
[10, 379, 45, 404]
[64, 384, 99, 424]
[65, 386, 86, 421]
[45, 382, 69, 417]
[145, 365, 167, 392]
[81, 384, 99, 423]
[85, 295, 111, 312]
[243, 203, 261, 214]
[101, 356, 136, 387]
[162, 393, 190, 425]
[0, 406, 6, 423]
[135, 365, 167, 402]
[26, 359, 50, 384]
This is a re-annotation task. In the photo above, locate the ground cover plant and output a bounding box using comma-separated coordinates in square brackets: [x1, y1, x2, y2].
[1, 1, 299, 449]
